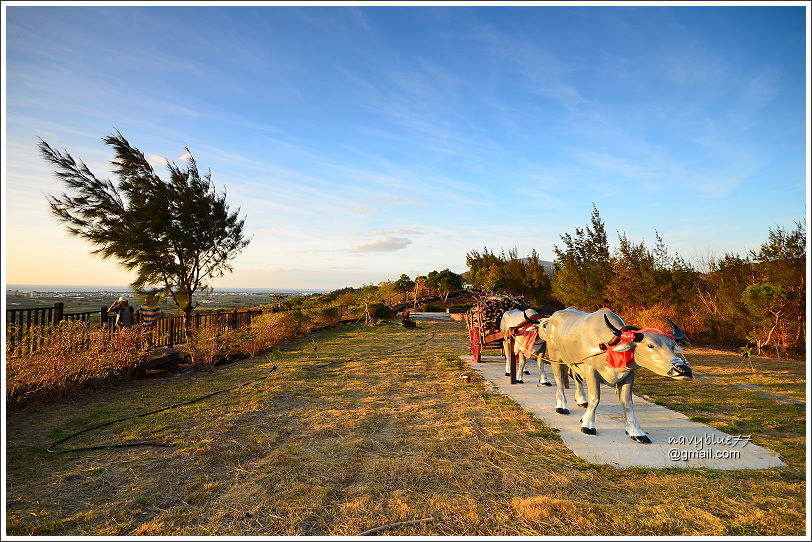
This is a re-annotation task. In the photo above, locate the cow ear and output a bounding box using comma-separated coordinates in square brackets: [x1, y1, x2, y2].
[612, 342, 636, 352]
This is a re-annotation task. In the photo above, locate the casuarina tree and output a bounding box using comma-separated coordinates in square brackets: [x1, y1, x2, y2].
[40, 131, 250, 324]
[552, 204, 614, 310]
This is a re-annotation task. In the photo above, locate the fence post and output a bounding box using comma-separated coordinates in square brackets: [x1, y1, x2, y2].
[100, 306, 109, 327]
[169, 317, 175, 347]
[53, 302, 64, 324]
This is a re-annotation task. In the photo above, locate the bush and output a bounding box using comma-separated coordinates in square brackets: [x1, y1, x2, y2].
[368, 303, 396, 319]
[6, 322, 151, 405]
[6, 305, 349, 406]
[302, 307, 340, 328]
[242, 312, 305, 355]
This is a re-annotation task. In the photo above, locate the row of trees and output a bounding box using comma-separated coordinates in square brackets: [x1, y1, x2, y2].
[394, 269, 464, 302]
[465, 205, 805, 356]
[465, 248, 552, 308]
[273, 268, 466, 314]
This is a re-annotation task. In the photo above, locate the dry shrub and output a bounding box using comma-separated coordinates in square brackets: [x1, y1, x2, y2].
[620, 303, 702, 338]
[180, 324, 234, 372]
[241, 312, 311, 356]
[6, 321, 150, 405]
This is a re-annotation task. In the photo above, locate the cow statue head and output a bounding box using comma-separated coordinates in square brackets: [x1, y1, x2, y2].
[604, 315, 693, 380]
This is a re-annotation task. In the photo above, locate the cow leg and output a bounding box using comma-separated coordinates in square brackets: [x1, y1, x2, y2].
[516, 353, 527, 383]
[536, 354, 552, 386]
[551, 362, 569, 414]
[619, 372, 651, 444]
[573, 372, 588, 408]
[579, 368, 600, 435]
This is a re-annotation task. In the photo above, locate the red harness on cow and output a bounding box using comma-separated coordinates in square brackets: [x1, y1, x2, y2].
[514, 328, 539, 357]
[605, 328, 676, 369]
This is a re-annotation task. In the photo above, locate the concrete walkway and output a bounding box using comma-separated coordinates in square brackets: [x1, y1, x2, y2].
[462, 355, 786, 470]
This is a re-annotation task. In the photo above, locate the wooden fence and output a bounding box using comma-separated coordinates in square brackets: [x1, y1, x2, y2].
[5, 303, 106, 356]
[5, 289, 460, 358]
[383, 288, 442, 307]
[5, 302, 353, 358]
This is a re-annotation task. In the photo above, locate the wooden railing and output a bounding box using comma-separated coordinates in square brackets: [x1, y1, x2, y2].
[5, 303, 353, 357]
[5, 303, 109, 356]
[383, 288, 443, 307]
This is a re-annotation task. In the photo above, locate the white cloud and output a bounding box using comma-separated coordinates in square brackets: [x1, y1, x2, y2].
[177, 151, 193, 162]
[349, 204, 376, 214]
[373, 228, 424, 236]
[695, 175, 746, 199]
[571, 149, 646, 178]
[146, 154, 168, 167]
[347, 237, 412, 253]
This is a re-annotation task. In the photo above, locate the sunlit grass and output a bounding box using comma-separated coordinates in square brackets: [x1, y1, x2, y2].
[5, 321, 805, 536]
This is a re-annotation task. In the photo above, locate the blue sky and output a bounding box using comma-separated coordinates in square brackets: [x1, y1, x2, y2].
[2, 3, 808, 289]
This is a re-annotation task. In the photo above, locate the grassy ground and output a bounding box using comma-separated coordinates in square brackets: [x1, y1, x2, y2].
[5, 321, 806, 536]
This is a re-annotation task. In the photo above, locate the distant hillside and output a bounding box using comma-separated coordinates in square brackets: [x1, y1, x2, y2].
[519, 257, 555, 274]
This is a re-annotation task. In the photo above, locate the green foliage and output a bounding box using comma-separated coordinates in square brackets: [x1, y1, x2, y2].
[750, 221, 806, 262]
[741, 283, 786, 312]
[40, 132, 249, 319]
[606, 231, 700, 313]
[425, 268, 463, 301]
[465, 247, 552, 307]
[695, 225, 805, 353]
[394, 274, 415, 293]
[552, 204, 613, 310]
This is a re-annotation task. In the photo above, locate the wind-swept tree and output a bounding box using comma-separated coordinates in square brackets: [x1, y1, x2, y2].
[40, 131, 250, 323]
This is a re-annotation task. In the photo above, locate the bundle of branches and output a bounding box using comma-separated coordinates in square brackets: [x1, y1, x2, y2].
[465, 294, 530, 338]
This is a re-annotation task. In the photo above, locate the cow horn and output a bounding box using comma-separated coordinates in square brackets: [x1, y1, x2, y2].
[604, 314, 622, 337]
[665, 317, 686, 341]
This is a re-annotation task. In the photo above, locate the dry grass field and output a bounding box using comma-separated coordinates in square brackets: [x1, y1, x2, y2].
[5, 320, 806, 536]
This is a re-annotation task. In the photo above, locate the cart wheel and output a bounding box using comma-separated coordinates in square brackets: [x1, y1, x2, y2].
[469, 327, 481, 362]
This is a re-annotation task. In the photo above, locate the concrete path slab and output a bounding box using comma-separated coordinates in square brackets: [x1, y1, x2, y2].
[462, 355, 786, 470]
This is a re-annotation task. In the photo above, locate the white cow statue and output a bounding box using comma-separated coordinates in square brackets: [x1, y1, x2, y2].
[499, 309, 552, 386]
[538, 308, 692, 443]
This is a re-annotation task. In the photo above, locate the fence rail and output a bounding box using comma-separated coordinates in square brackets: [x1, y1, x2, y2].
[383, 288, 443, 307]
[5, 291, 454, 358]
[5, 302, 354, 358]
